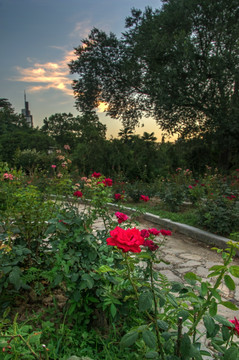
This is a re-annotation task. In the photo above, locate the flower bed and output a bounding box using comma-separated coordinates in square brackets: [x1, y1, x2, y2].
[0, 164, 239, 359]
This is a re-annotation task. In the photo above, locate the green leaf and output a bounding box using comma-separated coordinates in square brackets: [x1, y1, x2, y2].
[200, 282, 208, 297]
[167, 293, 178, 307]
[45, 224, 56, 236]
[9, 267, 21, 290]
[203, 315, 215, 337]
[177, 310, 190, 321]
[97, 265, 115, 273]
[222, 325, 231, 341]
[210, 288, 221, 301]
[145, 351, 159, 359]
[209, 265, 225, 272]
[214, 314, 234, 327]
[220, 301, 238, 310]
[139, 291, 153, 312]
[142, 330, 157, 348]
[224, 346, 239, 360]
[171, 282, 183, 292]
[81, 273, 94, 289]
[200, 350, 212, 356]
[157, 320, 169, 330]
[110, 303, 117, 318]
[184, 272, 198, 283]
[56, 221, 67, 232]
[180, 334, 191, 358]
[209, 299, 217, 317]
[71, 273, 79, 282]
[229, 265, 239, 278]
[224, 274, 236, 290]
[120, 331, 138, 348]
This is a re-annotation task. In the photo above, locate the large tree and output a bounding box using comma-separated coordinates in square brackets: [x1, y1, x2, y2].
[69, 0, 239, 167]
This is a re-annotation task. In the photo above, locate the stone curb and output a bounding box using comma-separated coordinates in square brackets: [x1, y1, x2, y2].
[107, 203, 238, 255]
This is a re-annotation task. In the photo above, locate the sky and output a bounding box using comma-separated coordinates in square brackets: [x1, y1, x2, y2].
[0, 0, 165, 140]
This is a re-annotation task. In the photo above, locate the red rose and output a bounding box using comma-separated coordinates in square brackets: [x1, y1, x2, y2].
[114, 193, 122, 200]
[140, 195, 149, 202]
[160, 229, 172, 236]
[103, 178, 113, 186]
[140, 229, 150, 238]
[73, 190, 83, 198]
[143, 240, 159, 251]
[92, 172, 101, 178]
[188, 185, 193, 189]
[115, 212, 128, 224]
[228, 317, 239, 336]
[148, 228, 161, 236]
[107, 226, 144, 253]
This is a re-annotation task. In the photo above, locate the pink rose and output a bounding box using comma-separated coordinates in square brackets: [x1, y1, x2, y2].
[51, 165, 56, 168]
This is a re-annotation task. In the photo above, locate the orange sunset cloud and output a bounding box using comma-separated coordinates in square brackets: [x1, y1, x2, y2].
[12, 49, 77, 96]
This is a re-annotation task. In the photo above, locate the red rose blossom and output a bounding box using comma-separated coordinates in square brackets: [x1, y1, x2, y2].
[160, 229, 172, 236]
[103, 178, 113, 186]
[140, 229, 150, 238]
[229, 317, 239, 336]
[148, 228, 161, 236]
[143, 240, 159, 251]
[92, 172, 101, 178]
[114, 193, 122, 200]
[115, 212, 128, 224]
[107, 226, 144, 253]
[140, 195, 149, 202]
[73, 190, 83, 198]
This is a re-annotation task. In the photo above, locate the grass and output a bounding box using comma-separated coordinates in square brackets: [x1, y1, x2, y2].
[124, 201, 198, 227]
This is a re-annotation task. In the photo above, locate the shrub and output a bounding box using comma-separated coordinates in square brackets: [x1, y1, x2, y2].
[196, 195, 239, 235]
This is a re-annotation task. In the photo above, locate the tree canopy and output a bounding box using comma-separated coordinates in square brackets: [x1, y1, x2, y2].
[69, 0, 239, 142]
[41, 112, 106, 148]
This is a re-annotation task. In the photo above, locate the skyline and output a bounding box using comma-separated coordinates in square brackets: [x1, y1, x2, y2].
[0, 0, 167, 140]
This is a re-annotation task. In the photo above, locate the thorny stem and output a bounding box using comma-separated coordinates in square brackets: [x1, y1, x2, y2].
[149, 259, 166, 360]
[176, 316, 183, 357]
[124, 253, 139, 300]
[188, 246, 234, 336]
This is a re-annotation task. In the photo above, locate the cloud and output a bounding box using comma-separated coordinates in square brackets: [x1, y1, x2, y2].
[11, 49, 77, 96]
[70, 20, 92, 40]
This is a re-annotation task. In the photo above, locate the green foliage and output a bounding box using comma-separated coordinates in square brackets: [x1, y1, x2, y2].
[197, 195, 239, 236]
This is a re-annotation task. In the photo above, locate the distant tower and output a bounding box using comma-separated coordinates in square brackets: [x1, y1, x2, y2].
[21, 91, 33, 127]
